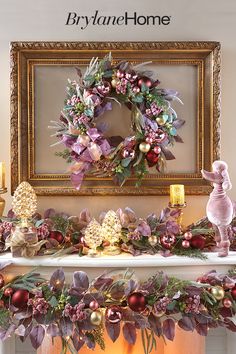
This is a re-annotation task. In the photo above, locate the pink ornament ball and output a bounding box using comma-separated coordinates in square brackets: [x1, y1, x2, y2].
[182, 240, 190, 248]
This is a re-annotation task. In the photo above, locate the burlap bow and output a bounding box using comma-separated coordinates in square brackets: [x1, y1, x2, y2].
[5, 227, 46, 257]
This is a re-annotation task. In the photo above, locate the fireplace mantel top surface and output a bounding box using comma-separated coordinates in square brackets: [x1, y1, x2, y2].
[0, 252, 236, 268]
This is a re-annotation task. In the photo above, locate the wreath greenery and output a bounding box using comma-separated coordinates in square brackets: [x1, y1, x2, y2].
[53, 53, 184, 189]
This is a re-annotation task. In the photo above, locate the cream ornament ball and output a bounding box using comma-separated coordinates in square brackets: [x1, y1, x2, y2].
[139, 142, 151, 153]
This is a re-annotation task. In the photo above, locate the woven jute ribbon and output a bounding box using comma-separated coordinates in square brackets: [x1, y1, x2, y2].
[5, 226, 46, 257]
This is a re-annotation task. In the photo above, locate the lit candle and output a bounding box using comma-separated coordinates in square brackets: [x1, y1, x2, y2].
[170, 184, 185, 206]
[0, 163, 5, 189]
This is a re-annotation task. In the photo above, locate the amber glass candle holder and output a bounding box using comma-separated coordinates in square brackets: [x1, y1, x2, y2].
[169, 184, 186, 228]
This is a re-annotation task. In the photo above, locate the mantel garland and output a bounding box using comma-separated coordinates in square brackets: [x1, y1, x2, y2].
[0, 264, 236, 353]
[52, 54, 184, 189]
[1, 207, 236, 259]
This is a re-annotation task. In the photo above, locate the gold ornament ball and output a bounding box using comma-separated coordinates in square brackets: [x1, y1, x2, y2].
[111, 78, 119, 88]
[156, 117, 166, 126]
[139, 142, 151, 153]
[90, 310, 103, 326]
[211, 286, 225, 301]
[148, 235, 158, 246]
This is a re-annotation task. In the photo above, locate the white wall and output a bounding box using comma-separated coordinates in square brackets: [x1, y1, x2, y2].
[0, 0, 236, 223]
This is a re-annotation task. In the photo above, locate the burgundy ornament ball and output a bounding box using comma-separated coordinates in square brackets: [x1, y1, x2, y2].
[49, 231, 64, 244]
[190, 235, 205, 250]
[11, 289, 29, 309]
[138, 77, 152, 88]
[231, 286, 236, 300]
[128, 292, 146, 312]
[155, 129, 166, 143]
[184, 231, 193, 241]
[132, 86, 140, 94]
[160, 234, 176, 250]
[223, 298, 232, 308]
[105, 305, 122, 324]
[4, 287, 14, 297]
[146, 150, 159, 167]
[182, 240, 190, 248]
[0, 274, 5, 289]
[116, 70, 124, 79]
[89, 300, 99, 311]
[96, 81, 111, 96]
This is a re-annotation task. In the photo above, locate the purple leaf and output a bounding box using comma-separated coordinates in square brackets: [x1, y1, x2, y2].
[174, 135, 184, 143]
[137, 220, 151, 237]
[110, 281, 125, 300]
[196, 323, 208, 336]
[163, 319, 175, 341]
[178, 316, 195, 331]
[47, 323, 60, 337]
[72, 271, 89, 293]
[125, 207, 137, 223]
[60, 318, 73, 337]
[83, 293, 104, 305]
[148, 313, 162, 336]
[85, 333, 95, 349]
[185, 286, 203, 296]
[125, 279, 138, 296]
[7, 209, 16, 218]
[44, 208, 56, 219]
[15, 325, 25, 337]
[173, 119, 185, 129]
[123, 323, 137, 345]
[93, 275, 113, 291]
[105, 321, 120, 342]
[161, 147, 176, 160]
[72, 333, 85, 351]
[133, 314, 148, 329]
[0, 324, 16, 341]
[50, 269, 65, 290]
[29, 325, 45, 350]
[146, 214, 159, 232]
[166, 220, 180, 235]
[159, 208, 171, 222]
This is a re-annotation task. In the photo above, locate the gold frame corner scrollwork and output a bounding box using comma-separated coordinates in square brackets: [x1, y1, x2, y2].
[10, 41, 221, 196]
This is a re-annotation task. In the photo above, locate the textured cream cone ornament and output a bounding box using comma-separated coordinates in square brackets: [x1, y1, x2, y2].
[84, 218, 103, 257]
[101, 210, 122, 255]
[12, 182, 37, 225]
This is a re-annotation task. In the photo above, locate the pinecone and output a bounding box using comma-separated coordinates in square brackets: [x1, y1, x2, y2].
[101, 210, 122, 244]
[84, 219, 103, 248]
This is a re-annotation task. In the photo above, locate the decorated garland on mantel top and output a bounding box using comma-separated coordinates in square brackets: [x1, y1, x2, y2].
[0, 264, 236, 353]
[2, 205, 236, 259]
[51, 53, 184, 189]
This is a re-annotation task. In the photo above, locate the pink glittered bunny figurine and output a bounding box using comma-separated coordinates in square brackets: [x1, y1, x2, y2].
[201, 161, 234, 257]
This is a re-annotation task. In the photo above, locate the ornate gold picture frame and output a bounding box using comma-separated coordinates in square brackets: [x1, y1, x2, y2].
[10, 41, 221, 196]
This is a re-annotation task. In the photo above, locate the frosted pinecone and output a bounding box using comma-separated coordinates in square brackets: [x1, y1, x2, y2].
[101, 210, 122, 244]
[153, 296, 171, 315]
[63, 303, 86, 322]
[28, 295, 50, 315]
[184, 295, 201, 314]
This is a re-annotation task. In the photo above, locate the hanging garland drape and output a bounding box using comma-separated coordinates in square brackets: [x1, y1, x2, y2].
[0, 265, 236, 353]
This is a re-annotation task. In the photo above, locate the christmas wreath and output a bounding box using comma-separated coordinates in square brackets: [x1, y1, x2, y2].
[52, 54, 184, 189]
[0, 265, 236, 353]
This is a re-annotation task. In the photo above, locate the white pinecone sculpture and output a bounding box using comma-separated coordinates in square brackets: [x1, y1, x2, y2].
[101, 210, 122, 245]
[84, 218, 103, 249]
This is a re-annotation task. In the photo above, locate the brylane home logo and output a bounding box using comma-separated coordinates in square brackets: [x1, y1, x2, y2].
[65, 10, 171, 30]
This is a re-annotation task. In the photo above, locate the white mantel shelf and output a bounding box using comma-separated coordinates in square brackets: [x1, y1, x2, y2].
[0, 251, 236, 268]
